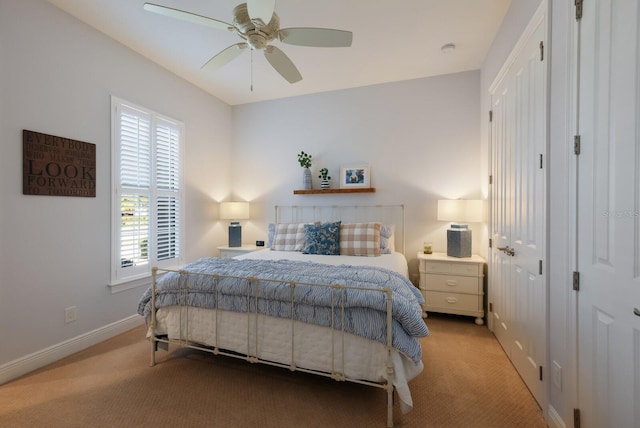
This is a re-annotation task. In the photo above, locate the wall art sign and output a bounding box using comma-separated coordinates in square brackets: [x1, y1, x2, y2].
[23, 130, 96, 197]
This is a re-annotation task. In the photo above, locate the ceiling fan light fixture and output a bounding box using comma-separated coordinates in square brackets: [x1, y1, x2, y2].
[441, 43, 456, 54]
[144, 1, 352, 86]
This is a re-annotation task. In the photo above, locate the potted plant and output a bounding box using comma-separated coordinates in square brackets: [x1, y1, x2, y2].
[318, 168, 331, 189]
[297, 151, 312, 189]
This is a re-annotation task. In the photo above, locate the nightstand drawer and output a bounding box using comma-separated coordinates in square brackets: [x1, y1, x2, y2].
[424, 291, 481, 312]
[420, 261, 482, 276]
[421, 273, 480, 294]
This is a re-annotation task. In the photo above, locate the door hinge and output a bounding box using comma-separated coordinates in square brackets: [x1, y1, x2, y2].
[489, 302, 493, 312]
[539, 365, 543, 381]
[539, 154, 544, 169]
[573, 271, 580, 291]
[574, 135, 581, 155]
[489, 174, 493, 185]
[575, 0, 583, 21]
[489, 238, 493, 248]
[539, 260, 543, 275]
[574, 408, 581, 428]
[489, 110, 493, 122]
[540, 41, 544, 61]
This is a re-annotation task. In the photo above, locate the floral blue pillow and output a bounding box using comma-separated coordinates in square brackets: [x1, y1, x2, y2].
[303, 221, 341, 255]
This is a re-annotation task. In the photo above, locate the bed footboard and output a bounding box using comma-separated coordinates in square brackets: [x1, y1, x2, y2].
[148, 266, 397, 427]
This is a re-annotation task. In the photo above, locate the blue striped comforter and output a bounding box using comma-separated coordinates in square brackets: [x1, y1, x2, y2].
[138, 257, 429, 363]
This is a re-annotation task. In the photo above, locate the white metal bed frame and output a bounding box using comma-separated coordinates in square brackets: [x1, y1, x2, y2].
[148, 205, 407, 427]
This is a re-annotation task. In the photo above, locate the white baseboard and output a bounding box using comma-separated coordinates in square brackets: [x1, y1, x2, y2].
[547, 404, 567, 428]
[0, 315, 145, 385]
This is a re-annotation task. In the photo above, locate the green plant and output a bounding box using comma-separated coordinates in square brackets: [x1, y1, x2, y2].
[318, 168, 331, 180]
[297, 151, 312, 168]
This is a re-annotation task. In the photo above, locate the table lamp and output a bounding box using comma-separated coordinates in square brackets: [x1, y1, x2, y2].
[437, 199, 483, 257]
[220, 201, 250, 247]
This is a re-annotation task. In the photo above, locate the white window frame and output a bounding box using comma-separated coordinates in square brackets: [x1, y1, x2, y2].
[110, 96, 184, 287]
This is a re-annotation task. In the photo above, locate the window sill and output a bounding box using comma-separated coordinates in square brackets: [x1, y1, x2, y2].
[108, 263, 180, 294]
[108, 275, 153, 294]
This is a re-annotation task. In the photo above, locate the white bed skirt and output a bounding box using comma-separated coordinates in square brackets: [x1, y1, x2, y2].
[150, 305, 423, 413]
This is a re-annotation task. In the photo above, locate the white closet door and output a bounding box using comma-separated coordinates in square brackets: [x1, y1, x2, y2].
[577, 0, 640, 426]
[489, 4, 547, 408]
[508, 18, 547, 405]
[490, 70, 515, 358]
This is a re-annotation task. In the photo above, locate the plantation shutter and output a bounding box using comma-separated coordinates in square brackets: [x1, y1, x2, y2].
[113, 98, 183, 282]
[119, 106, 151, 273]
[155, 120, 181, 262]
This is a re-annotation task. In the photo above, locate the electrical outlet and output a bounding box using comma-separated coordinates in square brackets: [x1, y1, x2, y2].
[64, 306, 77, 324]
[552, 361, 562, 390]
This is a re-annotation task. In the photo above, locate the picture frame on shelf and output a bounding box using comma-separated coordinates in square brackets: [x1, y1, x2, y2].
[340, 164, 370, 189]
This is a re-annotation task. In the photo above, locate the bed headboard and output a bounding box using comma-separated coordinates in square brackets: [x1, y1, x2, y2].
[274, 205, 405, 255]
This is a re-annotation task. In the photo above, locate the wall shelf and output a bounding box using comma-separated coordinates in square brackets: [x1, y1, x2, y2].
[293, 188, 376, 195]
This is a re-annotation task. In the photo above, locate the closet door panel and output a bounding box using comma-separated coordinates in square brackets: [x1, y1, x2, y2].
[489, 3, 547, 409]
[577, 0, 640, 426]
[490, 82, 514, 356]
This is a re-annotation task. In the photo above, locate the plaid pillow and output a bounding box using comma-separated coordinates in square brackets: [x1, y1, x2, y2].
[271, 223, 307, 251]
[340, 222, 382, 257]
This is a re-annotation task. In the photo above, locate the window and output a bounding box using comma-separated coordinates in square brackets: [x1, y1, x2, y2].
[111, 97, 183, 283]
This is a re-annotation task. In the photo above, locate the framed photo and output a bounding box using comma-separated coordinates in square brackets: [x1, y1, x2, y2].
[340, 164, 370, 189]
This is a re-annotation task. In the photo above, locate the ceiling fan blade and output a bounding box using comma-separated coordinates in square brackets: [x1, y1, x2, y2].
[144, 3, 233, 31]
[247, 0, 276, 27]
[278, 28, 353, 48]
[264, 46, 302, 84]
[201, 43, 248, 71]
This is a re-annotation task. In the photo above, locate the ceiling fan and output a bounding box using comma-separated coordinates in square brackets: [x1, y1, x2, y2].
[143, 1, 353, 84]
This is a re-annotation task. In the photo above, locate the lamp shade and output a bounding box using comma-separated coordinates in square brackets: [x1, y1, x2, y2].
[437, 200, 483, 223]
[220, 201, 250, 220]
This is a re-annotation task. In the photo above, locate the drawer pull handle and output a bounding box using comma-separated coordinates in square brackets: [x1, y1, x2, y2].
[446, 280, 458, 286]
[635, 308, 640, 317]
[446, 297, 458, 304]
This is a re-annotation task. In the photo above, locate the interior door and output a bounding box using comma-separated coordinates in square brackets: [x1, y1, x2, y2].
[576, 0, 640, 426]
[490, 74, 514, 358]
[508, 19, 547, 405]
[489, 6, 547, 408]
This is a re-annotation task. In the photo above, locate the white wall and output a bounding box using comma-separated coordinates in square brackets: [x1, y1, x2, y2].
[480, 0, 575, 426]
[231, 71, 482, 277]
[0, 0, 232, 368]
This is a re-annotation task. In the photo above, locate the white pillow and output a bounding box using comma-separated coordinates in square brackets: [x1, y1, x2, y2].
[380, 224, 395, 253]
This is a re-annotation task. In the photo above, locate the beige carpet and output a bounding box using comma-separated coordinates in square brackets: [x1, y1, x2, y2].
[0, 313, 546, 427]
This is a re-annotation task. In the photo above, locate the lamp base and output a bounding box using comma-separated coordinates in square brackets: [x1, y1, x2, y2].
[447, 228, 472, 258]
[228, 222, 242, 247]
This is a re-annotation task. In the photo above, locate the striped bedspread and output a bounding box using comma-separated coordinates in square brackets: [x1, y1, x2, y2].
[138, 257, 429, 363]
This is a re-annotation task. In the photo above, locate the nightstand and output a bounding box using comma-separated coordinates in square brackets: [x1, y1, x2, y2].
[217, 245, 260, 258]
[417, 252, 486, 325]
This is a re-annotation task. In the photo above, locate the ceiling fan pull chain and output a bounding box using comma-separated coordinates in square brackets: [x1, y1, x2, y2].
[250, 48, 254, 92]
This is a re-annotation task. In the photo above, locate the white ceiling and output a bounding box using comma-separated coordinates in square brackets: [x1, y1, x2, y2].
[46, 0, 511, 106]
